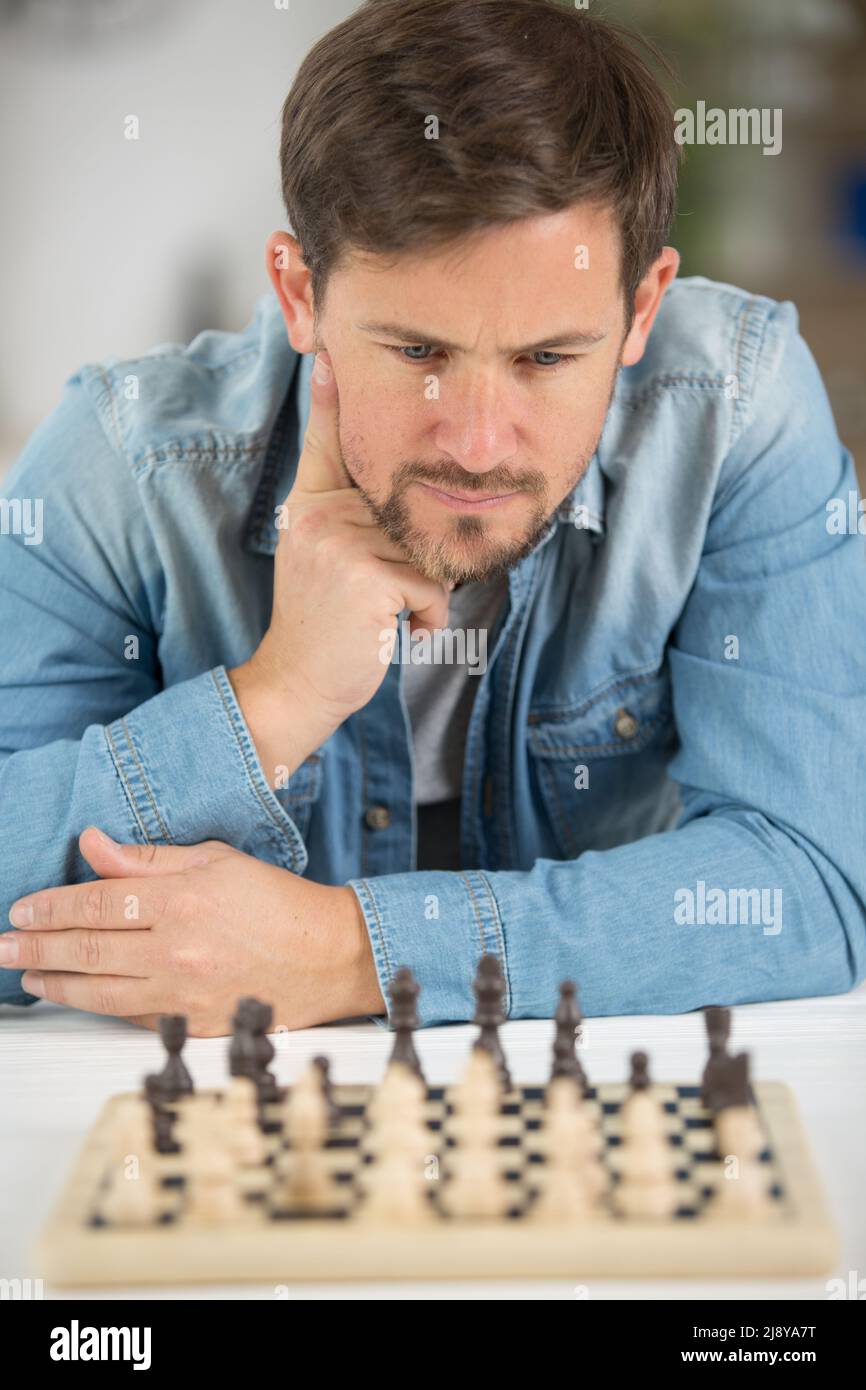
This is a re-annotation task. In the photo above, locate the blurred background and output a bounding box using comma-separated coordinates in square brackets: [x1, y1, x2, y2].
[0, 0, 864, 484]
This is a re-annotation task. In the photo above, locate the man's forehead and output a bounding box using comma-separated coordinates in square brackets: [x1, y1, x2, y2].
[333, 203, 623, 333]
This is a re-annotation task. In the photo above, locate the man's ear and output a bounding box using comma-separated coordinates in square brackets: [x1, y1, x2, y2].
[265, 231, 317, 355]
[620, 247, 680, 368]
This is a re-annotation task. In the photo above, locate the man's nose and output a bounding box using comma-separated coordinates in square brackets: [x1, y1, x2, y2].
[432, 374, 519, 474]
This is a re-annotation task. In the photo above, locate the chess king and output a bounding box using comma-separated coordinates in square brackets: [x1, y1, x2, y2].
[0, 0, 864, 1036]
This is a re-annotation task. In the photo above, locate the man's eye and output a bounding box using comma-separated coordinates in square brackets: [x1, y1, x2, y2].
[389, 345, 436, 363]
[385, 345, 577, 371]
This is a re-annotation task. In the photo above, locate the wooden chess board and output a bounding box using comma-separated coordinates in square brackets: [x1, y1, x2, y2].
[35, 1078, 838, 1284]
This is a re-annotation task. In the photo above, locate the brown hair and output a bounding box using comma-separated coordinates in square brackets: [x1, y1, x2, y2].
[279, 0, 680, 327]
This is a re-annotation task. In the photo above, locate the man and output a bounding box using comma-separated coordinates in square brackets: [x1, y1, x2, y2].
[0, 0, 863, 1034]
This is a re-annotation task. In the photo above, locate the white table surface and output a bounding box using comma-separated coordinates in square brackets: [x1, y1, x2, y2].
[2, 985, 864, 1301]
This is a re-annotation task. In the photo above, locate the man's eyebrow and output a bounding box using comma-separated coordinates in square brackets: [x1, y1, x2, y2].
[355, 320, 608, 354]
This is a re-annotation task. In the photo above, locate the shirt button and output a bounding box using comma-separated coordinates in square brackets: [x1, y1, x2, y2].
[364, 805, 391, 830]
[614, 708, 639, 740]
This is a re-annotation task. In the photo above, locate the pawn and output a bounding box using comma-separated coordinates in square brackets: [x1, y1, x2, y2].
[357, 1148, 434, 1224]
[531, 1161, 597, 1222]
[222, 1076, 268, 1166]
[367, 1059, 426, 1125]
[100, 1100, 163, 1225]
[177, 1101, 245, 1224]
[705, 1157, 772, 1218]
[539, 1102, 608, 1202]
[615, 1134, 677, 1185]
[620, 1052, 667, 1138]
[440, 1143, 512, 1219]
[715, 1104, 765, 1163]
[448, 1047, 503, 1147]
[364, 1062, 430, 1162]
[282, 1063, 330, 1149]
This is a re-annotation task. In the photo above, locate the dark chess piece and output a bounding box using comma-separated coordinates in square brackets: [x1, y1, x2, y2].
[312, 1055, 340, 1123]
[472, 953, 511, 1090]
[150, 1014, 194, 1103]
[629, 1050, 651, 1091]
[714, 1051, 755, 1113]
[701, 1005, 732, 1110]
[143, 1073, 180, 1153]
[549, 980, 589, 1095]
[229, 997, 260, 1081]
[229, 996, 281, 1118]
[387, 966, 425, 1083]
[252, 1000, 281, 1103]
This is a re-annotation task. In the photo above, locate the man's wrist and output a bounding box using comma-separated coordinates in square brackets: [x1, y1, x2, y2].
[227, 657, 336, 787]
[334, 885, 387, 1018]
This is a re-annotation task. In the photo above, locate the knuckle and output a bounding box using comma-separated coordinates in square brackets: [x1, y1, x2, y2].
[83, 885, 111, 927]
[92, 983, 118, 1016]
[25, 933, 45, 969]
[172, 890, 202, 926]
[31, 895, 54, 929]
[41, 973, 65, 1005]
[293, 506, 326, 541]
[75, 929, 102, 970]
[169, 943, 202, 975]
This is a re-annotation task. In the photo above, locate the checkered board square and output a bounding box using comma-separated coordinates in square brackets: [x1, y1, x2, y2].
[36, 1080, 838, 1284]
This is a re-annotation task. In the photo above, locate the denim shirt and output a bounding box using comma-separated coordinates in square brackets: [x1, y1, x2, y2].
[1, 278, 864, 1027]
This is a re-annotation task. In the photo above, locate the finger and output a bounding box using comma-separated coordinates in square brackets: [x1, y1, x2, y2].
[78, 828, 226, 878]
[8, 878, 177, 931]
[290, 353, 353, 495]
[0, 927, 154, 976]
[20, 970, 159, 1017]
[381, 563, 451, 630]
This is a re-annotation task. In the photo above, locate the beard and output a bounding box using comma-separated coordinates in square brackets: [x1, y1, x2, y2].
[358, 473, 550, 586]
[341, 444, 591, 586]
[336, 369, 618, 586]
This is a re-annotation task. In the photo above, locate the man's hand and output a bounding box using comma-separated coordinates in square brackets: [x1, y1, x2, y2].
[228, 351, 450, 786]
[0, 826, 385, 1035]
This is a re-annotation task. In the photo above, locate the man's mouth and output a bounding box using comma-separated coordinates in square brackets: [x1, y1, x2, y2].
[413, 481, 521, 512]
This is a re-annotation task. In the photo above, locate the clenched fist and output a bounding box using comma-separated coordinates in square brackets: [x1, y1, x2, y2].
[229, 353, 450, 785]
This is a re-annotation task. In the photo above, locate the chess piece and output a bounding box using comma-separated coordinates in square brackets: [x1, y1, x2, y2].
[440, 1047, 511, 1218]
[149, 1014, 194, 1103]
[535, 1078, 607, 1208]
[275, 1066, 334, 1210]
[387, 967, 425, 1082]
[701, 1006, 732, 1110]
[229, 997, 280, 1105]
[706, 1056, 772, 1220]
[143, 1073, 179, 1154]
[222, 1076, 269, 1166]
[620, 1052, 666, 1134]
[252, 1000, 281, 1102]
[549, 980, 588, 1095]
[312, 1055, 340, 1122]
[614, 1052, 679, 1217]
[178, 1101, 246, 1223]
[100, 1098, 163, 1225]
[471, 953, 511, 1090]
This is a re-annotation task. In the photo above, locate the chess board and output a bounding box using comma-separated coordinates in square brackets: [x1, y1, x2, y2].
[36, 1078, 838, 1284]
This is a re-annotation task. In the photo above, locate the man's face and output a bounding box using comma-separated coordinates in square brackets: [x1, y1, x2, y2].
[309, 203, 627, 584]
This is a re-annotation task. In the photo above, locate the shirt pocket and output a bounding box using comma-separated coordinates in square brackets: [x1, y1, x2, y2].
[526, 665, 678, 858]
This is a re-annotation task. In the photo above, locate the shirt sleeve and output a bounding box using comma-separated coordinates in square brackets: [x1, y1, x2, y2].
[347, 308, 866, 1028]
[0, 376, 307, 1007]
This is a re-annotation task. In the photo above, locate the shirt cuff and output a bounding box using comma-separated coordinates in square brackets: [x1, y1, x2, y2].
[105, 665, 309, 871]
[346, 869, 510, 1028]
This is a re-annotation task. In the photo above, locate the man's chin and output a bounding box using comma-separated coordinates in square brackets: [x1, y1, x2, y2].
[398, 528, 538, 587]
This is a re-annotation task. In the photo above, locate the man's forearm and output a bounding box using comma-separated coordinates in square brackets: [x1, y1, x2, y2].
[347, 807, 865, 1027]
